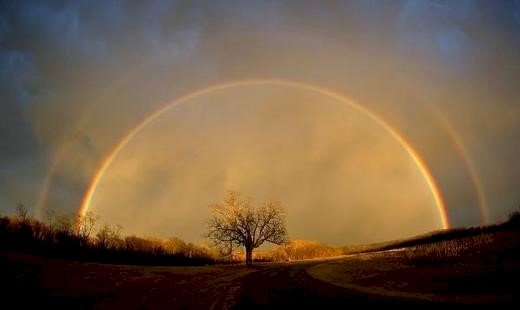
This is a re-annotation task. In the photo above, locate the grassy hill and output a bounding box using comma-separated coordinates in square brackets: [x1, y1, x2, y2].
[342, 212, 520, 257]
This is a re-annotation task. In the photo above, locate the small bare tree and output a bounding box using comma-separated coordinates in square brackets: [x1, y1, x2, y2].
[75, 211, 99, 243]
[16, 203, 29, 222]
[96, 223, 123, 250]
[207, 191, 287, 266]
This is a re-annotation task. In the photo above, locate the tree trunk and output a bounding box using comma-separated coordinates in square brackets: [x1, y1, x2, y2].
[245, 246, 253, 266]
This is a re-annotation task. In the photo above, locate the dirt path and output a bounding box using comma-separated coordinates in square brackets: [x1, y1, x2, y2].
[233, 260, 428, 308]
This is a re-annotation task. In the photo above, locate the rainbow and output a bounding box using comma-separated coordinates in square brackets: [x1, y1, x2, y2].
[78, 79, 450, 229]
[35, 67, 145, 219]
[429, 107, 489, 224]
[35, 154, 60, 219]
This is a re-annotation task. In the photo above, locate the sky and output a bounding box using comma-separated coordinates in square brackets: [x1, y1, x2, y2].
[1, 0, 519, 245]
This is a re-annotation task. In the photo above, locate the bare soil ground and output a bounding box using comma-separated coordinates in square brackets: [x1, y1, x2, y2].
[1, 250, 519, 309]
[308, 249, 520, 304]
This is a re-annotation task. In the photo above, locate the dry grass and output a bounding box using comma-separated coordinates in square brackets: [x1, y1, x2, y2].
[404, 230, 520, 265]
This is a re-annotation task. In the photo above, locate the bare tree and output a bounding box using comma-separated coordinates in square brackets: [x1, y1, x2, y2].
[207, 191, 288, 266]
[75, 211, 99, 243]
[15, 203, 29, 222]
[96, 223, 122, 250]
[45, 209, 56, 230]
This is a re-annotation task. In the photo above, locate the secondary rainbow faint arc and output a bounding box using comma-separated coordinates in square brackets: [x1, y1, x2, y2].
[35, 64, 153, 219]
[429, 106, 489, 224]
[79, 79, 450, 229]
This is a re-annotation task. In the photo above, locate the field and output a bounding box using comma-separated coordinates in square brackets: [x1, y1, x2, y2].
[2, 215, 520, 308]
[2, 244, 519, 308]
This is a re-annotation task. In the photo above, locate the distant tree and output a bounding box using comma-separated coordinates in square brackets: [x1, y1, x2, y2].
[44, 209, 56, 230]
[96, 224, 122, 250]
[167, 237, 188, 255]
[15, 203, 29, 222]
[14, 203, 32, 242]
[279, 240, 341, 261]
[54, 214, 75, 235]
[75, 211, 99, 243]
[207, 191, 288, 266]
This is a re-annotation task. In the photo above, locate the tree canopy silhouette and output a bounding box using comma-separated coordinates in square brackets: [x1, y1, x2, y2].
[207, 191, 288, 266]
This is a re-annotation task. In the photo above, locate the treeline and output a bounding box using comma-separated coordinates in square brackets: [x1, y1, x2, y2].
[0, 205, 348, 265]
[269, 240, 342, 261]
[0, 205, 215, 266]
[230, 240, 342, 263]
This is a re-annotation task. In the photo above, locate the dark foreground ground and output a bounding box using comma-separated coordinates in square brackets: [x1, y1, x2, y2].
[1, 249, 519, 309]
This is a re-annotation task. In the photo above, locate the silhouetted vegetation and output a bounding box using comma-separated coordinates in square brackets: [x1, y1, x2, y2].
[401, 210, 520, 265]
[0, 205, 215, 266]
[266, 240, 342, 261]
[4, 202, 519, 268]
[507, 206, 520, 228]
[342, 212, 520, 256]
[0, 203, 341, 267]
[404, 229, 520, 265]
[207, 191, 288, 266]
[338, 211, 520, 268]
